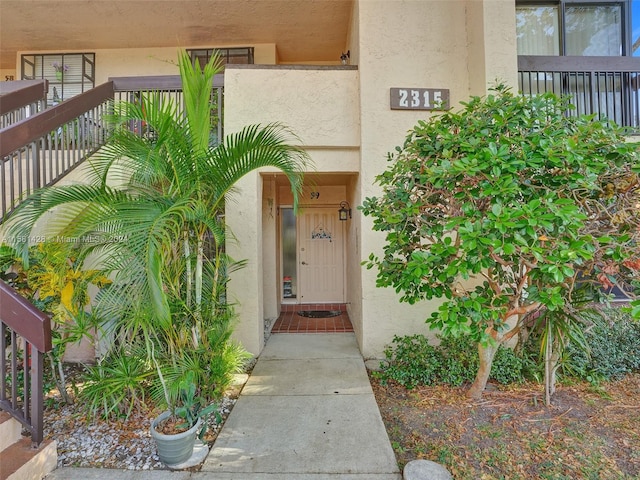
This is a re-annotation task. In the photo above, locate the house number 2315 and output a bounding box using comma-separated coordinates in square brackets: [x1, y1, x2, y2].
[390, 88, 449, 111]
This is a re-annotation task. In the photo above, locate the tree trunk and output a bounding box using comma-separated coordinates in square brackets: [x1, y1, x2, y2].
[545, 338, 560, 406]
[544, 322, 561, 406]
[544, 323, 553, 406]
[467, 341, 498, 399]
[48, 352, 71, 404]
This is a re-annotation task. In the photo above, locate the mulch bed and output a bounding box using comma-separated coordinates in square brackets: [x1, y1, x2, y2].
[370, 373, 640, 479]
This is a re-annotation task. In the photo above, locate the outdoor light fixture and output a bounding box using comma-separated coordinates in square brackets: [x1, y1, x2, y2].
[340, 50, 350, 65]
[338, 201, 352, 221]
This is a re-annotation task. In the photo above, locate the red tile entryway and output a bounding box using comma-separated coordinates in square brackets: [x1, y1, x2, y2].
[271, 304, 353, 333]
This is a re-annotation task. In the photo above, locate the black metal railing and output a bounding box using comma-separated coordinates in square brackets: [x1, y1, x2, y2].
[518, 56, 640, 132]
[0, 281, 52, 447]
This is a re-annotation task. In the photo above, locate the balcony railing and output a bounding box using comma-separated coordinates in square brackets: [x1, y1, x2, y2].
[518, 56, 640, 132]
[110, 74, 224, 144]
[0, 80, 48, 129]
[0, 74, 223, 223]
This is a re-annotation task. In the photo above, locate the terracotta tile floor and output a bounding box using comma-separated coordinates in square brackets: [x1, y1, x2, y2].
[271, 303, 354, 333]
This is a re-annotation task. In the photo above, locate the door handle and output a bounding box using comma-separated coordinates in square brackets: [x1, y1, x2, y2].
[301, 261, 308, 265]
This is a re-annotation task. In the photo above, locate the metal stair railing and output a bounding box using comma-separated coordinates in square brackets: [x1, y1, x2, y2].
[0, 280, 52, 447]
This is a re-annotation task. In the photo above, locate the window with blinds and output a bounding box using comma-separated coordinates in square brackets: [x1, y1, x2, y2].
[188, 48, 254, 69]
[21, 53, 96, 104]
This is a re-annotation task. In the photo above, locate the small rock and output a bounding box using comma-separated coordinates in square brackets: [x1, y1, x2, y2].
[364, 358, 388, 371]
[403, 460, 453, 480]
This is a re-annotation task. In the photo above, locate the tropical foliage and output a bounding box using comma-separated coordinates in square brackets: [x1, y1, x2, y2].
[1, 241, 109, 403]
[4, 50, 310, 416]
[361, 85, 640, 402]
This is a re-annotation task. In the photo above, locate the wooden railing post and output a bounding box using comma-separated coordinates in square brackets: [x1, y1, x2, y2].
[30, 349, 45, 446]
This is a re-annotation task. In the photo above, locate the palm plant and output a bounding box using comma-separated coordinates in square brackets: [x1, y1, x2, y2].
[5, 49, 310, 410]
[531, 284, 600, 406]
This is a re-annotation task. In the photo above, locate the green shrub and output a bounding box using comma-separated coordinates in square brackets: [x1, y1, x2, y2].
[380, 334, 528, 388]
[564, 307, 640, 382]
[80, 348, 153, 420]
[380, 335, 442, 388]
[381, 308, 639, 390]
[492, 346, 527, 385]
[437, 336, 478, 386]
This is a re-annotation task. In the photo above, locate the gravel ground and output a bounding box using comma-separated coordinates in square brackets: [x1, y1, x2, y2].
[38, 343, 259, 471]
[44, 396, 236, 470]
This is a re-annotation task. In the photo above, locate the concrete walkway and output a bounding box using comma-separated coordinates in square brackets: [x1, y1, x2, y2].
[46, 333, 401, 479]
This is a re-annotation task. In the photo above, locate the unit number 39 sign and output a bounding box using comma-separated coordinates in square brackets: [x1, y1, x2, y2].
[390, 88, 449, 111]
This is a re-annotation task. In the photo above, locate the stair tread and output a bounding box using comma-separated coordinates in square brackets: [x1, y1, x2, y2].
[0, 414, 23, 454]
[0, 437, 56, 480]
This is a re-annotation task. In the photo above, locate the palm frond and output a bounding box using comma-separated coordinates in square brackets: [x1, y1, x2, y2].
[207, 123, 310, 210]
[179, 49, 223, 153]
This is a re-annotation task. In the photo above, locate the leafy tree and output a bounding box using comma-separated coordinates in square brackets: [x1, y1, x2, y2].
[362, 85, 639, 400]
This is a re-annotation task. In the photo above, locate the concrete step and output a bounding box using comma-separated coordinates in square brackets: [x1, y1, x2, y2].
[0, 437, 57, 480]
[0, 413, 22, 454]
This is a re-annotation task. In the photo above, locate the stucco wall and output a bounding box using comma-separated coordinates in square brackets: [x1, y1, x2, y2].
[357, 0, 468, 358]
[466, 0, 518, 95]
[224, 66, 361, 355]
[223, 66, 360, 148]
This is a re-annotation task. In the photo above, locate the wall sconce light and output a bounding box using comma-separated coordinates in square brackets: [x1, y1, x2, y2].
[340, 50, 350, 65]
[338, 201, 352, 221]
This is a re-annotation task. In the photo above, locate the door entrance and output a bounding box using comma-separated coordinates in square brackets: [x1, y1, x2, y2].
[281, 207, 345, 303]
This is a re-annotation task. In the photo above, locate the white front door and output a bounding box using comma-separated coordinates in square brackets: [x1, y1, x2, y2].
[297, 208, 345, 303]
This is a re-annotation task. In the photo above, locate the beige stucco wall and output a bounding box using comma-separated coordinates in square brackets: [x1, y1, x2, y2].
[223, 66, 360, 148]
[466, 0, 518, 95]
[224, 66, 361, 355]
[357, 0, 468, 358]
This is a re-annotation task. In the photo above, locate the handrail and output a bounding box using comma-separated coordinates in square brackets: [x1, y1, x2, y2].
[0, 82, 115, 221]
[0, 80, 49, 130]
[110, 73, 224, 91]
[0, 81, 114, 159]
[518, 55, 640, 73]
[0, 280, 52, 446]
[0, 80, 48, 115]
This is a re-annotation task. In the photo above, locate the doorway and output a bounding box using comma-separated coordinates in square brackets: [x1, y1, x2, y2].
[280, 207, 346, 304]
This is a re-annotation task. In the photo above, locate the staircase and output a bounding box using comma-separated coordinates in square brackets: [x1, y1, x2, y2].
[0, 412, 57, 480]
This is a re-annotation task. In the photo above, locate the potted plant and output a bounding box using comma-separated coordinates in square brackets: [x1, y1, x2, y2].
[52, 61, 68, 81]
[150, 372, 220, 466]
